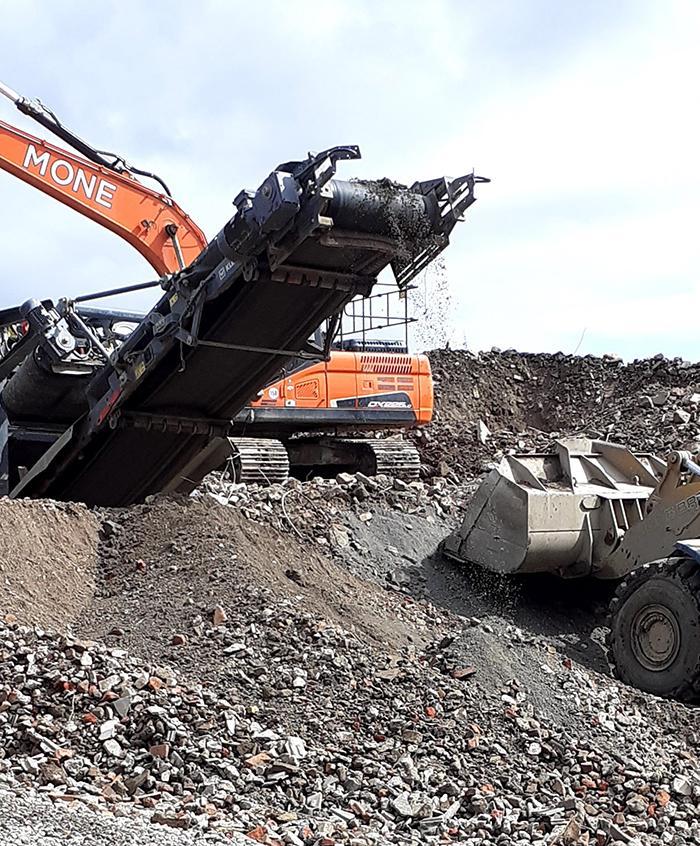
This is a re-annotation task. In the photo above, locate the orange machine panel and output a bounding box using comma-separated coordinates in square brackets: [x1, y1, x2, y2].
[251, 351, 433, 426]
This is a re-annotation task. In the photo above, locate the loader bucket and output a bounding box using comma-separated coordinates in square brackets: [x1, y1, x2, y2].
[442, 439, 666, 578]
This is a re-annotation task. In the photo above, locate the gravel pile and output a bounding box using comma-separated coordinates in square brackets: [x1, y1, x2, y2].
[3, 598, 700, 845]
[80, 496, 440, 682]
[0, 786, 245, 846]
[419, 349, 700, 478]
[198, 472, 468, 547]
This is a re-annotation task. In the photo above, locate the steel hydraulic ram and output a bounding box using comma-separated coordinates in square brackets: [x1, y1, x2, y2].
[7, 146, 487, 505]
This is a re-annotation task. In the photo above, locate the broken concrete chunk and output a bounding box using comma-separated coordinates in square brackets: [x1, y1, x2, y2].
[212, 605, 228, 626]
[672, 775, 692, 796]
[477, 419, 491, 444]
[391, 791, 416, 817]
[328, 525, 350, 548]
[673, 408, 691, 424]
[102, 738, 123, 757]
[99, 719, 119, 741]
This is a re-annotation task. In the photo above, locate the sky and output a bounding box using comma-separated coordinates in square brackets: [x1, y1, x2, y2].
[1, 0, 699, 359]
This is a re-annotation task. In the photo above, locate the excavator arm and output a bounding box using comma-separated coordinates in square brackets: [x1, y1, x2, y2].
[0, 81, 207, 276]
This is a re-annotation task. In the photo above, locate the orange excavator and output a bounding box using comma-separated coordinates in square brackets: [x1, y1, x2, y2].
[0, 81, 436, 482]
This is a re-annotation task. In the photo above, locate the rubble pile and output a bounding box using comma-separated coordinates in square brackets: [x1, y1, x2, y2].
[2, 349, 700, 844]
[0, 615, 353, 840]
[419, 349, 700, 477]
[198, 472, 470, 548]
[3, 603, 700, 845]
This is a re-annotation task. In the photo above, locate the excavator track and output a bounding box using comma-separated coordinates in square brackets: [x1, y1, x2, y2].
[226, 438, 290, 486]
[342, 438, 421, 480]
[226, 436, 421, 485]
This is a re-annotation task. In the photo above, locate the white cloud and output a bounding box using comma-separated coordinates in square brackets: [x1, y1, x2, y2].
[0, 0, 698, 358]
[412, 1, 700, 358]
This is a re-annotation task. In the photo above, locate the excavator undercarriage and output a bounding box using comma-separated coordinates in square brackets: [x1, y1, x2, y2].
[219, 436, 420, 486]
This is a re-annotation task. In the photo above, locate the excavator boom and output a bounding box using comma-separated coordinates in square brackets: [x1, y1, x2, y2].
[0, 82, 207, 275]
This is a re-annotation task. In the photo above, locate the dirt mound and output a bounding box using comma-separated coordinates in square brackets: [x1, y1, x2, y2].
[0, 498, 98, 630]
[78, 496, 439, 685]
[1, 492, 699, 844]
[416, 348, 700, 477]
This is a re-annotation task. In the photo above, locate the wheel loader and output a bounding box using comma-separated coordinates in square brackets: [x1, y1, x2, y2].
[441, 437, 700, 702]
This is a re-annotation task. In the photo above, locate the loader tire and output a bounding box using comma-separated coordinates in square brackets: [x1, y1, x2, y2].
[607, 558, 700, 702]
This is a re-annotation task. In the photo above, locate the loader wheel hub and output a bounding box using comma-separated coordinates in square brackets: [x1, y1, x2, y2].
[631, 604, 681, 672]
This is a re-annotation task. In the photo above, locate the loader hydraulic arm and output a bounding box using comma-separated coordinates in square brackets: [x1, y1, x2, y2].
[0, 81, 207, 276]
